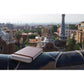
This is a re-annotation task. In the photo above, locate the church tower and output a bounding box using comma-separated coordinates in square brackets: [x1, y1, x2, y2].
[59, 14, 66, 40]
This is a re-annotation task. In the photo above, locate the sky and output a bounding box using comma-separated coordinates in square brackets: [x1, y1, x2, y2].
[0, 0, 84, 24]
[0, 14, 84, 24]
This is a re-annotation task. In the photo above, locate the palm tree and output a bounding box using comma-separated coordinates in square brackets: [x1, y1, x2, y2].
[15, 31, 22, 48]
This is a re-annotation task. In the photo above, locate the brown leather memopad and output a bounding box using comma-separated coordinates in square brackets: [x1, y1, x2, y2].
[11, 46, 43, 63]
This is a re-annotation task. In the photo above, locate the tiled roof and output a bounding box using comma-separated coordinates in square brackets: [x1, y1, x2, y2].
[29, 39, 37, 43]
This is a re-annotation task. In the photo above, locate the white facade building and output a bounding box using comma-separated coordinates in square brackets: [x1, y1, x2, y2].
[37, 34, 55, 48]
[65, 29, 77, 38]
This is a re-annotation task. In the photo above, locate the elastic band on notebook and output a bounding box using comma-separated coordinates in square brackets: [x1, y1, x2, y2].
[14, 53, 33, 60]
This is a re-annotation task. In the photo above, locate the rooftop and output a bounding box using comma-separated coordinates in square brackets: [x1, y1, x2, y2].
[29, 39, 37, 43]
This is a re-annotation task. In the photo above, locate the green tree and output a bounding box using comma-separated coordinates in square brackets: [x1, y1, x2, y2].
[52, 34, 58, 40]
[23, 29, 29, 33]
[66, 37, 80, 51]
[37, 29, 42, 35]
[28, 34, 37, 39]
[82, 41, 84, 49]
[22, 28, 42, 36]
[50, 25, 58, 33]
[78, 41, 84, 50]
[15, 31, 22, 48]
[24, 38, 30, 46]
[69, 24, 77, 29]
[14, 45, 19, 52]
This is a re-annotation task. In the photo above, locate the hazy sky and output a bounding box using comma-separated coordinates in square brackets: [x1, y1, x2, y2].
[0, 0, 84, 24]
[0, 14, 84, 24]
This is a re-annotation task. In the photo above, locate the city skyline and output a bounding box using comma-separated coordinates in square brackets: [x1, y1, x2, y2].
[0, 14, 84, 24]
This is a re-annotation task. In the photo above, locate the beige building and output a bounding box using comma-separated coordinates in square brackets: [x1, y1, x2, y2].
[74, 21, 84, 43]
[77, 21, 84, 30]
[75, 30, 84, 43]
[41, 28, 48, 36]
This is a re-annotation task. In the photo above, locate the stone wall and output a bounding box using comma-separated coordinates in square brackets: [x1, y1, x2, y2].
[0, 37, 15, 54]
[43, 43, 58, 52]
